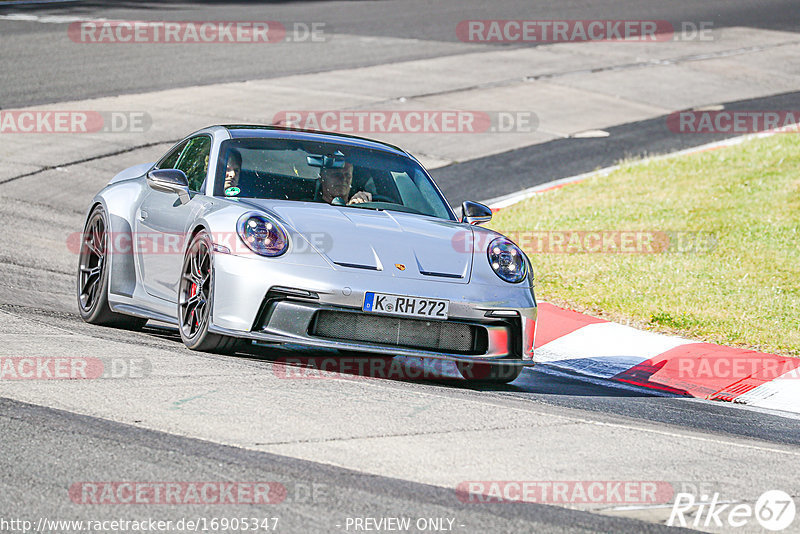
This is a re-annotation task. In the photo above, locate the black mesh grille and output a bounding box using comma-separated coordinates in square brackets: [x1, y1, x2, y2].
[310, 310, 485, 354]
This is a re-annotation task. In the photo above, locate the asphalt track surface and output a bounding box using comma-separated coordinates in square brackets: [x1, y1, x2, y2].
[0, 0, 797, 108]
[2, 2, 800, 533]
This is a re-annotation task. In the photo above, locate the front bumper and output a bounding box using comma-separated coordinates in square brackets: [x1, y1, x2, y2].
[209, 253, 537, 365]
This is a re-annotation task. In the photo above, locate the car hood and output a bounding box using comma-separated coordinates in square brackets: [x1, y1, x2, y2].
[240, 200, 474, 283]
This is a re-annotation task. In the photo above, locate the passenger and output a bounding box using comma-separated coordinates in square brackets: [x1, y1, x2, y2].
[223, 149, 242, 191]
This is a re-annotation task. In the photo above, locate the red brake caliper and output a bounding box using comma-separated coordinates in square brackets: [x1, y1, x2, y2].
[190, 282, 198, 326]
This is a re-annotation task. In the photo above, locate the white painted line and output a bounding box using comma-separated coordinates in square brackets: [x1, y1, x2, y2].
[570, 129, 610, 138]
[0, 0, 79, 6]
[485, 166, 619, 210]
[0, 14, 106, 24]
[583, 418, 800, 456]
[692, 104, 725, 112]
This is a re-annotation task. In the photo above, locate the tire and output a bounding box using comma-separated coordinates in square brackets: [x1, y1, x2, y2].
[178, 230, 242, 354]
[77, 205, 147, 330]
[456, 361, 523, 384]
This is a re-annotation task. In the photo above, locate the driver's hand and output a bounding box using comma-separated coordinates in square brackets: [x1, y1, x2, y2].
[348, 191, 372, 205]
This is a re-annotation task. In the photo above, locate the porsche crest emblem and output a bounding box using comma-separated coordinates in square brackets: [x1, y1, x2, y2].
[394, 263, 406, 271]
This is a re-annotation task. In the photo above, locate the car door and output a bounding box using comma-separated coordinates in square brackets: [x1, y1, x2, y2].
[136, 135, 211, 302]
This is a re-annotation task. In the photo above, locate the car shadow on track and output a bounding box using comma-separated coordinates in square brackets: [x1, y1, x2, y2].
[142, 323, 663, 398]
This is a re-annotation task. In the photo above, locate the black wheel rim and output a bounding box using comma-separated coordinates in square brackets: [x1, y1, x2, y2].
[179, 237, 211, 339]
[78, 212, 107, 312]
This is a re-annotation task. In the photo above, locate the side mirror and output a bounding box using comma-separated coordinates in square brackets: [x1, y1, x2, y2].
[147, 169, 190, 204]
[461, 201, 492, 225]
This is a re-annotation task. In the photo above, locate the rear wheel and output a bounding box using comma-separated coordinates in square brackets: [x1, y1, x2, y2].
[178, 231, 242, 354]
[456, 361, 523, 384]
[77, 205, 147, 329]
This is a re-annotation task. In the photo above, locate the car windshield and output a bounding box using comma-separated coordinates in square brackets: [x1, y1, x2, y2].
[214, 138, 455, 220]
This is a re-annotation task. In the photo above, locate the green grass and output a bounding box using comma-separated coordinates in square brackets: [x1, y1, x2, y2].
[490, 134, 800, 356]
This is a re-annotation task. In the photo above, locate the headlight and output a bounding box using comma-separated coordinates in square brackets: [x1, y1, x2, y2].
[237, 213, 289, 257]
[487, 237, 527, 283]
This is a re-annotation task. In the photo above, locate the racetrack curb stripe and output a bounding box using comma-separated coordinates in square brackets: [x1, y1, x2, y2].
[532, 303, 606, 348]
[612, 343, 800, 401]
[534, 316, 800, 415]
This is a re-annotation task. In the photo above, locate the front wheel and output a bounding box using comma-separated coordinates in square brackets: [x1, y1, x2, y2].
[456, 361, 523, 384]
[178, 231, 241, 354]
[77, 205, 146, 330]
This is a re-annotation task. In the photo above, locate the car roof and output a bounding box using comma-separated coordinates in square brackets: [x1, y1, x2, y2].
[221, 125, 408, 156]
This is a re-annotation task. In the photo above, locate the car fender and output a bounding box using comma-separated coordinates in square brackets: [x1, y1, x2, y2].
[89, 176, 149, 297]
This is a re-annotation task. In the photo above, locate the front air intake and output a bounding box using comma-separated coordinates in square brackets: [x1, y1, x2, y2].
[309, 310, 487, 354]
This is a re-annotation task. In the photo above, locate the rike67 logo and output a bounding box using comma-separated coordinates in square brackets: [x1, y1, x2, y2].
[668, 490, 796, 531]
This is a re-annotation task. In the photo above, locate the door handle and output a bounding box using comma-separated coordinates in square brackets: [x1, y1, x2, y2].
[139, 210, 149, 221]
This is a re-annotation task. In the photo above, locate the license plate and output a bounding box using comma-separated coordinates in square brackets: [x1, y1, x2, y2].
[363, 292, 449, 320]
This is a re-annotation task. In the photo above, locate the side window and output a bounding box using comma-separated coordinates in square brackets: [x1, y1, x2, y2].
[175, 136, 212, 192]
[156, 140, 188, 170]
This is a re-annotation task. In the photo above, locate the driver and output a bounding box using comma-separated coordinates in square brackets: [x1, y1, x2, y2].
[320, 162, 372, 205]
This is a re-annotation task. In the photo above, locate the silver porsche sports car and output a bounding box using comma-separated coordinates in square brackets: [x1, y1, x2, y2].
[77, 125, 537, 383]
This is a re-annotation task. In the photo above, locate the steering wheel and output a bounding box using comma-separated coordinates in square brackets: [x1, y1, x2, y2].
[365, 193, 395, 203]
